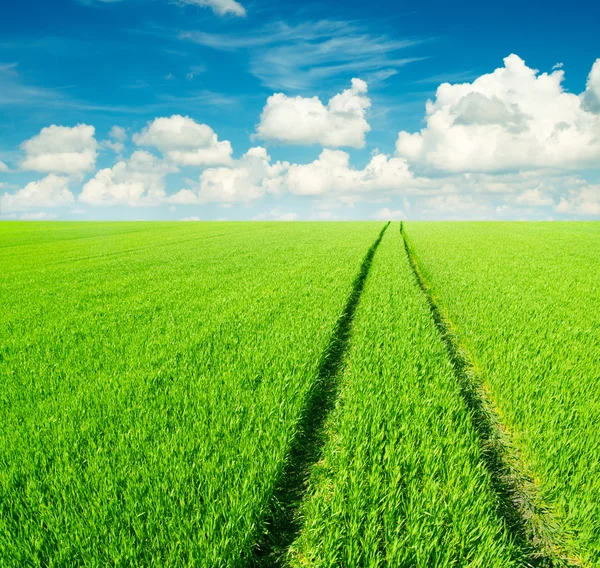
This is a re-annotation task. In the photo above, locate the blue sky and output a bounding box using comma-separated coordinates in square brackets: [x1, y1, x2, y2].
[1, 0, 599, 220]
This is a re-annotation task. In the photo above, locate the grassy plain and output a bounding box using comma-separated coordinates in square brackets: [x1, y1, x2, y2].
[404, 222, 600, 565]
[1, 220, 599, 567]
[0, 221, 383, 566]
[289, 225, 526, 567]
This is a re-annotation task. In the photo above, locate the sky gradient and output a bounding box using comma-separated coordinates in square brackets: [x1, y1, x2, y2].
[1, 0, 599, 221]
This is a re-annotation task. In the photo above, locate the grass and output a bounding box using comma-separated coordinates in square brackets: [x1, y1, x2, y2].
[403, 221, 600, 566]
[0, 221, 384, 566]
[287, 225, 527, 567]
[1, 220, 598, 567]
[252, 222, 389, 565]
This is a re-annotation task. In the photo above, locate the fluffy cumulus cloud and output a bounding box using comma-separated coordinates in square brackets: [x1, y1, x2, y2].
[1, 174, 74, 210]
[373, 208, 405, 220]
[103, 125, 127, 154]
[133, 115, 233, 166]
[7, 55, 600, 220]
[170, 146, 287, 204]
[20, 124, 98, 174]
[79, 151, 177, 206]
[283, 149, 415, 196]
[582, 59, 600, 113]
[167, 147, 422, 205]
[411, 172, 600, 219]
[396, 55, 600, 173]
[556, 185, 600, 215]
[256, 78, 371, 148]
[278, 212, 298, 221]
[110, 126, 127, 141]
[170, 147, 424, 204]
[179, 0, 246, 17]
[514, 188, 555, 206]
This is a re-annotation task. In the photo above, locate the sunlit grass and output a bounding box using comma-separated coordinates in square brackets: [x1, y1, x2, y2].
[404, 221, 600, 565]
[0, 221, 383, 566]
[289, 226, 526, 567]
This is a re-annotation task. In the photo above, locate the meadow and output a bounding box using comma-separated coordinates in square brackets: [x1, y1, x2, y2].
[288, 227, 524, 567]
[1, 221, 599, 566]
[403, 222, 600, 566]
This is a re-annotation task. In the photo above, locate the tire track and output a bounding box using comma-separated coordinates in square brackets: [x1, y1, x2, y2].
[250, 222, 390, 567]
[400, 222, 579, 568]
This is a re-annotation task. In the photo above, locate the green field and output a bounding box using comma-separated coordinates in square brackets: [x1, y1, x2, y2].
[1, 221, 599, 566]
[288, 227, 523, 567]
[403, 222, 600, 566]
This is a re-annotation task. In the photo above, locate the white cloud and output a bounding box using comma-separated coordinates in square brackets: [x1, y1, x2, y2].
[21, 124, 98, 174]
[256, 78, 371, 148]
[283, 149, 415, 196]
[0, 161, 8, 172]
[168, 189, 198, 204]
[79, 151, 177, 206]
[103, 125, 127, 153]
[582, 59, 600, 114]
[186, 66, 206, 81]
[450, 170, 590, 200]
[373, 207, 405, 220]
[556, 185, 600, 216]
[180, 20, 422, 91]
[179, 0, 246, 17]
[252, 208, 298, 221]
[110, 126, 127, 141]
[133, 115, 233, 166]
[168, 146, 425, 205]
[419, 194, 493, 219]
[396, 55, 600, 173]
[364, 69, 398, 87]
[170, 146, 288, 204]
[313, 211, 338, 220]
[407, 173, 591, 218]
[104, 140, 124, 153]
[20, 212, 58, 220]
[1, 174, 74, 210]
[180, 216, 201, 221]
[514, 188, 554, 206]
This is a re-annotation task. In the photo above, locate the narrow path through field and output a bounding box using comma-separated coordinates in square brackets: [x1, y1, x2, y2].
[399, 222, 574, 568]
[250, 222, 390, 566]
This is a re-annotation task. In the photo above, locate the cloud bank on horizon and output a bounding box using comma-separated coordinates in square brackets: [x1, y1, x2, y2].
[0, 0, 599, 220]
